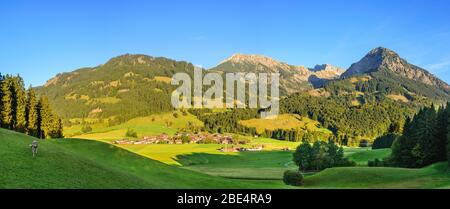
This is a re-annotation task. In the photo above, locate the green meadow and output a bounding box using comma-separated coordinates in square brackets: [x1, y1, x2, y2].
[1, 127, 449, 189]
[2, 111, 447, 189]
[0, 128, 289, 189]
[65, 111, 203, 141]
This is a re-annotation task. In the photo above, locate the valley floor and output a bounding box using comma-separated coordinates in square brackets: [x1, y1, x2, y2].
[2, 127, 450, 189]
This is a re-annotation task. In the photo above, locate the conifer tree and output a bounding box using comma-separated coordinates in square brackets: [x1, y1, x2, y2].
[12, 75, 27, 132]
[434, 105, 449, 162]
[415, 106, 438, 167]
[1, 76, 14, 129]
[37, 95, 52, 139]
[447, 103, 450, 168]
[0, 72, 3, 126]
[26, 86, 39, 137]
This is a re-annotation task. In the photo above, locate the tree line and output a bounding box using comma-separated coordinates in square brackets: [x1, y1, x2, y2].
[293, 141, 356, 172]
[386, 104, 450, 168]
[280, 93, 415, 145]
[0, 73, 63, 139]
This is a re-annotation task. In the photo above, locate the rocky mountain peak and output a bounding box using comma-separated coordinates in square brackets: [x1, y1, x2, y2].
[310, 64, 344, 79]
[342, 47, 450, 91]
[219, 54, 292, 70]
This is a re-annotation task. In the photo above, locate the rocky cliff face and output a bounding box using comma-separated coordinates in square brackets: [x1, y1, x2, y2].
[342, 47, 450, 91]
[212, 54, 344, 93]
[310, 64, 345, 80]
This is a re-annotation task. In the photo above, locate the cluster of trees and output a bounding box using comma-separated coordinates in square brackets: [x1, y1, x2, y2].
[191, 108, 336, 144]
[189, 108, 259, 135]
[0, 74, 63, 138]
[260, 128, 332, 143]
[388, 104, 450, 168]
[281, 93, 415, 145]
[293, 141, 356, 172]
[372, 133, 399, 149]
[125, 128, 138, 138]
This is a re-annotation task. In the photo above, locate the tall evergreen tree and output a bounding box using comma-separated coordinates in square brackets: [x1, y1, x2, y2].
[414, 106, 438, 167]
[37, 95, 52, 139]
[434, 105, 449, 162]
[11, 75, 27, 132]
[0, 72, 3, 126]
[1, 76, 14, 129]
[447, 103, 450, 168]
[26, 86, 39, 137]
[391, 105, 450, 168]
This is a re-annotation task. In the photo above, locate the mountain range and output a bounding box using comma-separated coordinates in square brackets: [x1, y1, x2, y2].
[37, 47, 450, 122]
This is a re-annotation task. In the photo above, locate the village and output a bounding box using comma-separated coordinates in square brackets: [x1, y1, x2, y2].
[112, 132, 267, 152]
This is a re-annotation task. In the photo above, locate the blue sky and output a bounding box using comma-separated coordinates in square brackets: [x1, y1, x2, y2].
[1, 0, 450, 86]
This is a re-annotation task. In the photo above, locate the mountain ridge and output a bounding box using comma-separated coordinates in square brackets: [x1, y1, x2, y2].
[341, 47, 450, 92]
[37, 47, 450, 122]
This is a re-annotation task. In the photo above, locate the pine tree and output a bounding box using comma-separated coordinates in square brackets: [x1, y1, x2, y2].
[391, 105, 447, 168]
[48, 115, 63, 138]
[37, 95, 52, 139]
[413, 106, 437, 167]
[391, 114, 420, 167]
[1, 76, 14, 129]
[11, 75, 27, 132]
[447, 103, 450, 168]
[0, 72, 3, 126]
[26, 86, 39, 137]
[434, 105, 449, 162]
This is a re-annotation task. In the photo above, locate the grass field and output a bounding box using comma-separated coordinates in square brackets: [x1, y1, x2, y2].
[178, 151, 296, 180]
[303, 163, 450, 189]
[346, 148, 392, 166]
[170, 147, 391, 180]
[65, 111, 203, 141]
[0, 128, 290, 189]
[2, 128, 449, 189]
[121, 137, 300, 165]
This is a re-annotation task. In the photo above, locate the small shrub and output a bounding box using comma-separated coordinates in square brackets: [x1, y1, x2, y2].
[181, 134, 190, 144]
[125, 129, 138, 138]
[339, 158, 357, 167]
[173, 112, 179, 118]
[368, 158, 387, 167]
[283, 170, 304, 186]
[81, 125, 92, 133]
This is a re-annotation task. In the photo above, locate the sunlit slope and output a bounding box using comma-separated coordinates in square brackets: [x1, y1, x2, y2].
[303, 163, 450, 189]
[0, 128, 289, 189]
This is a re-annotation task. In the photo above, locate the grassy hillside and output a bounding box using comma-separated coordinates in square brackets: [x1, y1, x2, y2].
[37, 54, 195, 121]
[346, 148, 392, 166]
[178, 151, 296, 180]
[121, 137, 300, 165]
[239, 114, 332, 135]
[65, 111, 203, 140]
[303, 163, 450, 189]
[0, 128, 289, 189]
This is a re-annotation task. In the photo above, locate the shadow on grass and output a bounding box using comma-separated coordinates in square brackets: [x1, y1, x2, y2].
[173, 151, 296, 180]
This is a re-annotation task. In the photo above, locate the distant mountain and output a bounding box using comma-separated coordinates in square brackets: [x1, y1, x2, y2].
[37, 48, 450, 124]
[37, 54, 194, 121]
[334, 47, 450, 101]
[210, 54, 344, 94]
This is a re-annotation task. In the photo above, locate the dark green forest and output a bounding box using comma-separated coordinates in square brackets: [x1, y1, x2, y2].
[386, 104, 450, 168]
[0, 73, 62, 139]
